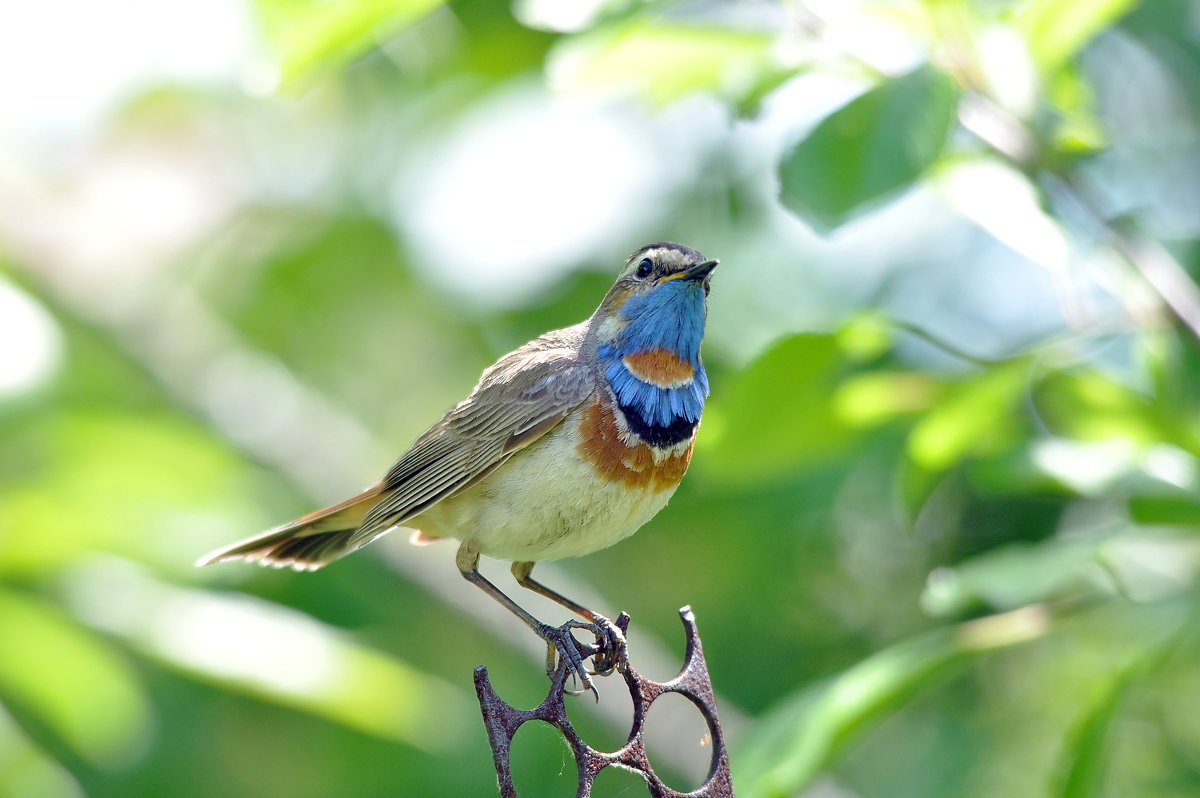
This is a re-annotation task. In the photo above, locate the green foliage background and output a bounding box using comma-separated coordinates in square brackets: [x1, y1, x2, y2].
[2, 1, 1200, 796]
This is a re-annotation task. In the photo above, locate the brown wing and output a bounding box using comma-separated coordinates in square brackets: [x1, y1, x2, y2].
[349, 327, 595, 545]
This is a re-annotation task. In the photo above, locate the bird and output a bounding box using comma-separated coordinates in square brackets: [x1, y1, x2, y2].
[199, 242, 717, 693]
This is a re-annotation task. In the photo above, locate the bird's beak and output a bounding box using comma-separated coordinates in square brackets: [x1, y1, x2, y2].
[660, 259, 719, 284]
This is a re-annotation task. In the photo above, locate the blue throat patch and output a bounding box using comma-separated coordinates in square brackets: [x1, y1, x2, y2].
[598, 280, 709, 441]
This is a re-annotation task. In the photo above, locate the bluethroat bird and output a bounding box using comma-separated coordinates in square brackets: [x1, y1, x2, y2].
[199, 242, 717, 694]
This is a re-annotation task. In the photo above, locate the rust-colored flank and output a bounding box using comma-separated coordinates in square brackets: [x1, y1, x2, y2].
[577, 400, 693, 490]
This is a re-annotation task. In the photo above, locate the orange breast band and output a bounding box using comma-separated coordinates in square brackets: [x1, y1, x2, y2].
[622, 348, 694, 388]
[577, 400, 693, 490]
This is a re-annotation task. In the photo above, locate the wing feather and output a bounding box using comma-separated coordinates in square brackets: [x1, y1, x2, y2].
[351, 328, 594, 544]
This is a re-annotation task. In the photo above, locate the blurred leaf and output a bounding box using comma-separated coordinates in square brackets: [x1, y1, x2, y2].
[836, 312, 894, 361]
[1047, 67, 1108, 155]
[0, 589, 151, 767]
[834, 371, 944, 428]
[549, 20, 789, 108]
[0, 708, 81, 798]
[1036, 371, 1161, 445]
[697, 335, 855, 485]
[67, 561, 472, 751]
[734, 607, 1050, 798]
[1100, 534, 1200, 603]
[778, 65, 959, 231]
[256, 0, 446, 85]
[1128, 493, 1200, 527]
[1053, 623, 1185, 798]
[198, 214, 479, 436]
[1015, 0, 1137, 75]
[900, 458, 942, 518]
[1056, 669, 1127, 798]
[1142, 327, 1200, 458]
[919, 539, 1101, 617]
[935, 157, 1073, 268]
[968, 444, 1069, 497]
[0, 412, 271, 574]
[908, 361, 1028, 471]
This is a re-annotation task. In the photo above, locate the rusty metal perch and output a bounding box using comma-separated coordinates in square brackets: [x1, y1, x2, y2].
[474, 606, 734, 797]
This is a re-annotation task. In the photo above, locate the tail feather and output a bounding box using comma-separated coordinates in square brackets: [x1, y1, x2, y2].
[197, 486, 386, 571]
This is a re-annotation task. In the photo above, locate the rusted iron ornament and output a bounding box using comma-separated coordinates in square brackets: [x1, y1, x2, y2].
[474, 606, 734, 797]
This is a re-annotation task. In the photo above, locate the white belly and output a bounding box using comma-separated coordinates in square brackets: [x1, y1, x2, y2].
[410, 419, 676, 562]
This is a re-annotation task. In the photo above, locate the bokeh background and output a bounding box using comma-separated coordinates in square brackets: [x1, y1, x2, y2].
[2, 0, 1200, 796]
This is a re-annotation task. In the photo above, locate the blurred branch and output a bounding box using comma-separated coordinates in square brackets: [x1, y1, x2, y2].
[889, 319, 1006, 367]
[956, 95, 1200, 341]
[797, 0, 1200, 343]
[889, 316, 1141, 371]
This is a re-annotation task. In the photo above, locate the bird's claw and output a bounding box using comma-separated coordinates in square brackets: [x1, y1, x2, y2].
[538, 621, 598, 698]
[587, 614, 628, 678]
[537, 616, 628, 700]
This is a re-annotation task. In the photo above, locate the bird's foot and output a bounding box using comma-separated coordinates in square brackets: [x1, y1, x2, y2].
[587, 613, 628, 678]
[537, 614, 629, 700]
[538, 620, 600, 698]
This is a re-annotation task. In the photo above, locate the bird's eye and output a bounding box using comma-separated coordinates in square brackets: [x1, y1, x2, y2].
[636, 258, 653, 278]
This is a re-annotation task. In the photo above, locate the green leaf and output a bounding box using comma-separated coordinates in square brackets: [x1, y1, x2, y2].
[919, 539, 1101, 617]
[734, 607, 1050, 798]
[548, 20, 789, 108]
[256, 0, 447, 86]
[835, 312, 894, 361]
[1015, 0, 1137, 76]
[833, 371, 943, 428]
[778, 65, 959, 231]
[0, 589, 151, 766]
[1128, 493, 1200, 527]
[908, 360, 1028, 471]
[0, 412, 274, 575]
[1056, 671, 1126, 798]
[69, 563, 472, 751]
[1052, 629, 1182, 798]
[0, 708, 81, 798]
[1036, 371, 1161, 445]
[697, 335, 855, 485]
[1047, 67, 1108, 154]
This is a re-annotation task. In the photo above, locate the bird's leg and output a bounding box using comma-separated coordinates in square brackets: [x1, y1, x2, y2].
[456, 543, 600, 697]
[511, 561, 627, 677]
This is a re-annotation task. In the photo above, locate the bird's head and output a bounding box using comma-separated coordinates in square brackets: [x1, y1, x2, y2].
[593, 242, 717, 363]
[591, 243, 717, 431]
